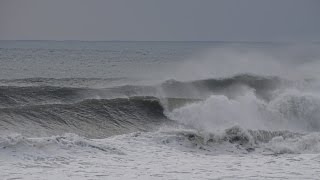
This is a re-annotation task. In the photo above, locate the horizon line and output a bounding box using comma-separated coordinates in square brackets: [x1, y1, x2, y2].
[0, 39, 317, 43]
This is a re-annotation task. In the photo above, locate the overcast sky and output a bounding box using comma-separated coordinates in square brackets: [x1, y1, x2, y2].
[0, 0, 319, 41]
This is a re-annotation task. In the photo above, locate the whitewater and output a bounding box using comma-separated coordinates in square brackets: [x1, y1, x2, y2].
[1, 41, 320, 179]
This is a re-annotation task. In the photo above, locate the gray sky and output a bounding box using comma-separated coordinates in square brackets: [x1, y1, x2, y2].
[0, 0, 319, 41]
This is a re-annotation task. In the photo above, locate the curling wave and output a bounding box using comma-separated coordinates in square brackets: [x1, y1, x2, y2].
[0, 96, 170, 138]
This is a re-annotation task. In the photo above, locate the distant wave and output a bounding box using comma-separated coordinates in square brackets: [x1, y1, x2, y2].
[0, 74, 289, 108]
[0, 77, 127, 87]
[160, 74, 287, 100]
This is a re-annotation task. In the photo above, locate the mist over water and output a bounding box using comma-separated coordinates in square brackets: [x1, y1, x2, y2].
[172, 44, 320, 81]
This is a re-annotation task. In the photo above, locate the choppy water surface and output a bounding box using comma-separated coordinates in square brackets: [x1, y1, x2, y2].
[1, 41, 320, 179]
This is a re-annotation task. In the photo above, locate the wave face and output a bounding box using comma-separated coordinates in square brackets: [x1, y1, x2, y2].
[0, 96, 169, 138]
[0, 86, 86, 108]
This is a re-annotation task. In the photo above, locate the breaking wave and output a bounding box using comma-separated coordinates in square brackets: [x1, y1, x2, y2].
[0, 74, 319, 155]
[168, 89, 320, 132]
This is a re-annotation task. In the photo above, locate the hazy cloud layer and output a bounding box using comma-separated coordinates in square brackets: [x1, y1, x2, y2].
[0, 0, 319, 41]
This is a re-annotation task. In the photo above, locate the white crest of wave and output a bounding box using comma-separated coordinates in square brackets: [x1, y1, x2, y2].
[167, 89, 320, 133]
[268, 89, 320, 131]
[167, 91, 267, 132]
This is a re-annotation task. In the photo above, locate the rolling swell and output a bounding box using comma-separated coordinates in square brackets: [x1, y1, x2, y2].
[0, 96, 170, 138]
[160, 74, 287, 100]
[0, 86, 86, 108]
[0, 74, 287, 108]
[0, 85, 155, 108]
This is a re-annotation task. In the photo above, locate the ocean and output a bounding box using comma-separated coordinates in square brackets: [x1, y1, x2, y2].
[0, 41, 320, 179]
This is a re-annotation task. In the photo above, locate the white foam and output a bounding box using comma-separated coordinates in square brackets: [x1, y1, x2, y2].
[267, 133, 320, 154]
[167, 89, 320, 133]
[1, 131, 320, 179]
[168, 91, 267, 132]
